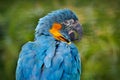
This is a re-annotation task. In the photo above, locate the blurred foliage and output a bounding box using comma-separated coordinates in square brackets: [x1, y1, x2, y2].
[0, 0, 120, 80]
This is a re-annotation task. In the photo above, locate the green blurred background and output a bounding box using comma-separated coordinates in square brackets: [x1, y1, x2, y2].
[0, 0, 120, 80]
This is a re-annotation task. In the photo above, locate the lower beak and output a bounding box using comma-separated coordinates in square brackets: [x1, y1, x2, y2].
[68, 24, 82, 41]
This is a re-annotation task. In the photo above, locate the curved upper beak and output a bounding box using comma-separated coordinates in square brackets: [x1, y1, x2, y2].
[68, 22, 83, 41]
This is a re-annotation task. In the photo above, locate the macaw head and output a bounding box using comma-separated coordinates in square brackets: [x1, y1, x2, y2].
[35, 9, 82, 44]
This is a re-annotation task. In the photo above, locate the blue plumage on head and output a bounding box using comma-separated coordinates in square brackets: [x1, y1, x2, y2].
[35, 9, 78, 38]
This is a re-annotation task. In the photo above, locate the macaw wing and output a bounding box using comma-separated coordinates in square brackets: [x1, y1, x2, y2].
[16, 41, 48, 80]
[40, 42, 81, 80]
[57, 43, 81, 80]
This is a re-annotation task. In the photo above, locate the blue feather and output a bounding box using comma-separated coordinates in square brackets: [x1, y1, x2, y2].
[16, 9, 81, 80]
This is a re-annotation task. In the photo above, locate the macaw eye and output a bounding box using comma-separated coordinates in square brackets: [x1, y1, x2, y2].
[62, 19, 74, 25]
[69, 19, 74, 24]
[61, 19, 75, 31]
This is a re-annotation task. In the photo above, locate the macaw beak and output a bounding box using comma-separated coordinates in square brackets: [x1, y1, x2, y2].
[68, 23, 82, 41]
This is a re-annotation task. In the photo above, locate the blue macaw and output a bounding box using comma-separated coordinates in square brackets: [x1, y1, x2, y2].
[16, 9, 82, 80]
